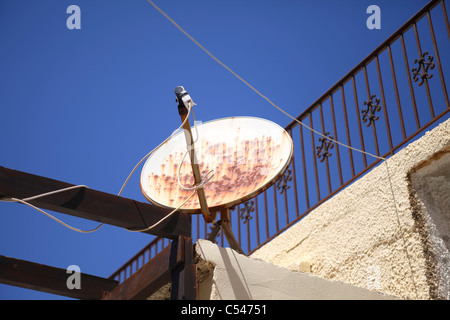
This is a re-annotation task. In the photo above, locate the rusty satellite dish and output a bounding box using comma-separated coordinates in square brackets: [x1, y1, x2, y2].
[140, 116, 294, 214]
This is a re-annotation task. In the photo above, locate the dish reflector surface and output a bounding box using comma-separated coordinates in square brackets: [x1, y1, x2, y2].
[140, 116, 293, 213]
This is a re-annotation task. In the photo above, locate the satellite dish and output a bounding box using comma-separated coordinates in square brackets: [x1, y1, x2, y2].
[140, 116, 294, 214]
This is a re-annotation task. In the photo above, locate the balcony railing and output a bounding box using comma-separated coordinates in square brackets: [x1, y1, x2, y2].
[110, 0, 450, 284]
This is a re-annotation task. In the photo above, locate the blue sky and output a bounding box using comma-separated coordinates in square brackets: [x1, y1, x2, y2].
[0, 0, 433, 299]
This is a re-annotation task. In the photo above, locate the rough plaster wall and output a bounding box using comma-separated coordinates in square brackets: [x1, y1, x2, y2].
[410, 151, 450, 300]
[195, 239, 397, 300]
[250, 118, 450, 300]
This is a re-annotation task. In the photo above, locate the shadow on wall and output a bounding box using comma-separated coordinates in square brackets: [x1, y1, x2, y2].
[195, 238, 253, 299]
[409, 147, 450, 300]
[218, 245, 254, 299]
[195, 239, 398, 300]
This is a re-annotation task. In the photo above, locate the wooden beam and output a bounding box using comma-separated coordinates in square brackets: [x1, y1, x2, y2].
[0, 255, 118, 300]
[170, 236, 197, 300]
[0, 166, 191, 238]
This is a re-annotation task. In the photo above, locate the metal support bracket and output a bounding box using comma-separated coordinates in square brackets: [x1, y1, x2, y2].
[175, 87, 216, 223]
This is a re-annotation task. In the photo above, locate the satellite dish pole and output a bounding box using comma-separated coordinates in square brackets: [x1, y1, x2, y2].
[174, 86, 244, 254]
[211, 208, 245, 255]
[174, 86, 216, 223]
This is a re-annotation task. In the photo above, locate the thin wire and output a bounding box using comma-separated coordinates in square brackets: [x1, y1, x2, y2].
[384, 162, 419, 299]
[127, 153, 213, 232]
[1, 104, 205, 234]
[11, 198, 103, 233]
[145, 0, 423, 295]
[126, 190, 196, 232]
[117, 102, 192, 197]
[21, 185, 88, 202]
[119, 102, 215, 232]
[191, 104, 200, 144]
[177, 146, 215, 190]
[146, 0, 385, 161]
[2, 185, 103, 233]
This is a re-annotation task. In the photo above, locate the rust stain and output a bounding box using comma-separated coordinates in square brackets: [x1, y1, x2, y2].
[144, 134, 289, 211]
[141, 119, 293, 213]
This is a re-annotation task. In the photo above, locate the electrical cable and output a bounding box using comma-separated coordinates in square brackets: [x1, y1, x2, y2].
[146, 0, 386, 161]
[177, 147, 215, 191]
[144, 1, 424, 297]
[1, 185, 103, 233]
[125, 189, 196, 232]
[384, 161, 419, 298]
[117, 101, 193, 197]
[3, 2, 392, 240]
[2, 104, 212, 234]
[123, 103, 216, 231]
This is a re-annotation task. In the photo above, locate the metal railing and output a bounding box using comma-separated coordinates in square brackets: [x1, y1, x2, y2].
[109, 236, 169, 283]
[111, 0, 450, 284]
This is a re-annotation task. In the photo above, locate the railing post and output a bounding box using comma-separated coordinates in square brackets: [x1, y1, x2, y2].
[170, 235, 197, 300]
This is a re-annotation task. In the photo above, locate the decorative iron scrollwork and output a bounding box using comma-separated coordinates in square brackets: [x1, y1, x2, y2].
[412, 51, 435, 86]
[362, 94, 382, 127]
[239, 200, 254, 224]
[316, 132, 334, 162]
[276, 169, 292, 194]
